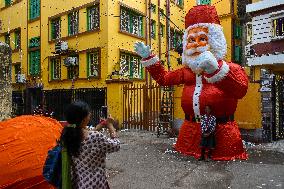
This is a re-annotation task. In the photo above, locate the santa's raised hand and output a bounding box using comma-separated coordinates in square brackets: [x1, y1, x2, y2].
[134, 41, 151, 59]
[195, 51, 219, 74]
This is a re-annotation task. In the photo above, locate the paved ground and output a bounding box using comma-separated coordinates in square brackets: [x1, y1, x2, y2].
[106, 130, 284, 189]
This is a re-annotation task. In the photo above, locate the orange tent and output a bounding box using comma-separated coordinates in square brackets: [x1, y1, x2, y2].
[0, 115, 63, 189]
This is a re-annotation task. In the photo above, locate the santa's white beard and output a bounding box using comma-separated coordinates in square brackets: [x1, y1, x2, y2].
[183, 45, 209, 73]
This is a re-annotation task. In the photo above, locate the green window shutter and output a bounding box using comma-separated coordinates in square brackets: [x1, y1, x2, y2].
[68, 14, 71, 35]
[129, 57, 133, 78]
[33, 50, 40, 75]
[140, 16, 144, 37]
[201, 0, 211, 5]
[87, 8, 90, 31]
[51, 59, 54, 79]
[29, 52, 36, 75]
[234, 46, 241, 63]
[51, 21, 54, 39]
[129, 13, 133, 34]
[87, 53, 90, 77]
[5, 0, 11, 6]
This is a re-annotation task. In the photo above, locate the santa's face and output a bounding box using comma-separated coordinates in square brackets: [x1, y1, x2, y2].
[183, 27, 210, 73]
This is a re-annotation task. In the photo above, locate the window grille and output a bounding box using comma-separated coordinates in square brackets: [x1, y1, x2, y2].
[5, 34, 10, 46]
[68, 11, 79, 36]
[120, 52, 143, 79]
[151, 20, 156, 39]
[15, 30, 21, 49]
[51, 58, 61, 80]
[87, 51, 100, 77]
[67, 55, 79, 79]
[29, 37, 40, 48]
[51, 18, 61, 40]
[87, 5, 100, 31]
[272, 17, 284, 38]
[120, 7, 144, 37]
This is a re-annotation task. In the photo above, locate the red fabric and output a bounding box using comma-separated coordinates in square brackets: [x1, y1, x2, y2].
[185, 5, 220, 29]
[146, 61, 248, 160]
[174, 120, 248, 160]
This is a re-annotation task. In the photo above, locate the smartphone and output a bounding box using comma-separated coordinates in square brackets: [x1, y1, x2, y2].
[101, 106, 108, 119]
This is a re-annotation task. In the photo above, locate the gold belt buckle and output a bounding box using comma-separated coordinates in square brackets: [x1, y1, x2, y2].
[195, 117, 201, 123]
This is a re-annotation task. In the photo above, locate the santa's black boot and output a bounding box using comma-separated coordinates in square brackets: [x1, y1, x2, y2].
[198, 149, 205, 161]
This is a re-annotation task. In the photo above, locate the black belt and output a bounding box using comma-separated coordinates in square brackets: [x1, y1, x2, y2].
[185, 114, 234, 123]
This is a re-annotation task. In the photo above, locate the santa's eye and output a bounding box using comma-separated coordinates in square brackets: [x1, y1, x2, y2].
[188, 38, 196, 43]
[200, 37, 207, 41]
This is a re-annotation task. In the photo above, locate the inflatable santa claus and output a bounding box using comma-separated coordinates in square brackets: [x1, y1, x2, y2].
[134, 5, 248, 160]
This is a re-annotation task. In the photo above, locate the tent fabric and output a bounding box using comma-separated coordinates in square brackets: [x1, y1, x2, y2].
[0, 115, 63, 189]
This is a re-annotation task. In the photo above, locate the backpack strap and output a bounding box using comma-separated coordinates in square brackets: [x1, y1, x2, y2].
[61, 147, 72, 189]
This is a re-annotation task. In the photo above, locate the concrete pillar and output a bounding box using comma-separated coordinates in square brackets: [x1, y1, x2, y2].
[0, 42, 12, 121]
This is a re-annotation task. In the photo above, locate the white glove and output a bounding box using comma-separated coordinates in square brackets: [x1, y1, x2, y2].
[134, 41, 151, 59]
[196, 51, 219, 74]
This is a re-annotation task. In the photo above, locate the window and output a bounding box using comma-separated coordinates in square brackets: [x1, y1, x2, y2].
[5, 34, 10, 46]
[120, 6, 144, 37]
[246, 22, 252, 44]
[67, 56, 79, 79]
[5, 0, 11, 6]
[150, 20, 156, 39]
[14, 64, 21, 81]
[50, 57, 61, 80]
[234, 24, 242, 39]
[160, 24, 165, 37]
[272, 17, 284, 38]
[234, 45, 242, 63]
[175, 0, 184, 7]
[68, 11, 79, 36]
[15, 30, 21, 49]
[29, 50, 40, 76]
[87, 50, 100, 78]
[29, 0, 40, 20]
[170, 29, 183, 49]
[150, 3, 156, 13]
[51, 18, 61, 40]
[119, 52, 143, 79]
[197, 0, 211, 5]
[87, 5, 100, 31]
[29, 37, 40, 48]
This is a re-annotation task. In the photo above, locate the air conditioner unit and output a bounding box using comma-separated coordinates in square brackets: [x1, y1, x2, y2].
[55, 41, 68, 54]
[16, 74, 26, 83]
[64, 57, 78, 67]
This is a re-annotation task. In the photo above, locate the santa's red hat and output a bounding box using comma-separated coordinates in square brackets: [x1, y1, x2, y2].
[182, 5, 227, 60]
[185, 5, 220, 29]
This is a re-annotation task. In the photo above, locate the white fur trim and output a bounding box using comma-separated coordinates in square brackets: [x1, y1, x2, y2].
[140, 56, 159, 67]
[204, 61, 230, 83]
[193, 74, 203, 118]
[182, 23, 227, 61]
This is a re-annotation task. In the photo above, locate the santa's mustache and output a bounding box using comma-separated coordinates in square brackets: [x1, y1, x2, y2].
[184, 45, 210, 56]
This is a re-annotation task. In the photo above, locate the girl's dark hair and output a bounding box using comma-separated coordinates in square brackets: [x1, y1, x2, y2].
[60, 100, 90, 157]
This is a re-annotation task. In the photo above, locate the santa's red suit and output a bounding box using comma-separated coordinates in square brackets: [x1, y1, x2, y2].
[139, 5, 248, 160]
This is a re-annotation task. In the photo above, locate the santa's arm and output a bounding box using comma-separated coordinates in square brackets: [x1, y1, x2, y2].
[141, 55, 186, 86]
[203, 61, 248, 99]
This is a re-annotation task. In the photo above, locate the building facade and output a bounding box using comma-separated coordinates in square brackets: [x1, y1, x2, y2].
[246, 0, 284, 141]
[0, 0, 261, 133]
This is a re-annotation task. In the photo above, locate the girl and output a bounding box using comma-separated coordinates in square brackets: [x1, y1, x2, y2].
[60, 101, 120, 189]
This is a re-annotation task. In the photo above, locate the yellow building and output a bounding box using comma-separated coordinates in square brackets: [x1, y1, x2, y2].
[0, 0, 261, 133]
[0, 0, 188, 124]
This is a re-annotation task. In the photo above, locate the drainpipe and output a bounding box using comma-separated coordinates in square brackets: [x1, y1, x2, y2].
[231, 0, 235, 62]
[158, 0, 161, 60]
[149, 0, 152, 85]
[166, 0, 171, 70]
[145, 0, 149, 86]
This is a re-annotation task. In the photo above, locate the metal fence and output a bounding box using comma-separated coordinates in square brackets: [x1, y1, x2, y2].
[12, 88, 107, 125]
[122, 83, 162, 131]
